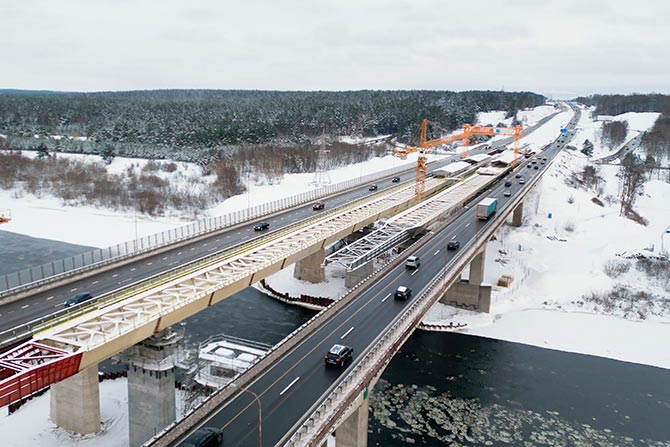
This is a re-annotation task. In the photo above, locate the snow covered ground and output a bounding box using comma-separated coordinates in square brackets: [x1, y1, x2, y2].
[477, 104, 558, 129]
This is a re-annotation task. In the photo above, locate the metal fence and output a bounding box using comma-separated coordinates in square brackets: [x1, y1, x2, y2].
[0, 162, 416, 297]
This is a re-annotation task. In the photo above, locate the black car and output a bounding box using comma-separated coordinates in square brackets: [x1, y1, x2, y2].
[526, 164, 532, 169]
[254, 222, 270, 231]
[394, 286, 412, 300]
[504, 181, 512, 187]
[64, 292, 94, 308]
[391, 177, 401, 183]
[447, 240, 460, 250]
[515, 173, 522, 178]
[312, 202, 325, 210]
[534, 165, 539, 170]
[369, 184, 378, 191]
[324, 344, 353, 368]
[184, 427, 223, 447]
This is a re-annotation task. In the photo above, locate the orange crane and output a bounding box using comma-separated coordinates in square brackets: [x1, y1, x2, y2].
[396, 119, 523, 199]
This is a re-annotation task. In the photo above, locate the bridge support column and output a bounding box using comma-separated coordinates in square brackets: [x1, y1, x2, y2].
[335, 398, 369, 447]
[345, 260, 374, 289]
[50, 364, 100, 434]
[294, 248, 326, 283]
[441, 247, 491, 312]
[512, 201, 524, 227]
[126, 328, 181, 447]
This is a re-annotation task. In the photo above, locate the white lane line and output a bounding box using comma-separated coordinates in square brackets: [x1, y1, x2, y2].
[70, 287, 78, 292]
[382, 293, 391, 302]
[433, 250, 440, 256]
[215, 239, 220, 242]
[46, 295, 54, 301]
[177, 252, 182, 255]
[147, 262, 153, 265]
[208, 247, 217, 252]
[91, 280, 99, 285]
[162, 257, 168, 260]
[54, 304, 63, 308]
[21, 304, 29, 309]
[280, 377, 300, 396]
[451, 235, 457, 240]
[191, 248, 196, 251]
[465, 223, 471, 228]
[130, 268, 136, 272]
[112, 274, 119, 278]
[340, 327, 354, 339]
[226, 235, 231, 238]
[411, 269, 419, 276]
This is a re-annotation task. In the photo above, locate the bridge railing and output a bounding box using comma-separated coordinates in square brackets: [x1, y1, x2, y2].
[0, 160, 418, 299]
[280, 143, 562, 446]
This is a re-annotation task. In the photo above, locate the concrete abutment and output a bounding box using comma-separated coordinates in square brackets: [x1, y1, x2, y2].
[50, 364, 101, 435]
[294, 248, 326, 283]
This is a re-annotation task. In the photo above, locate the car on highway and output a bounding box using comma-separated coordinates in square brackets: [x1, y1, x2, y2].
[394, 286, 412, 300]
[515, 173, 522, 178]
[504, 181, 512, 187]
[391, 177, 401, 183]
[64, 292, 94, 308]
[312, 201, 325, 210]
[254, 222, 270, 231]
[405, 255, 421, 269]
[184, 427, 223, 447]
[447, 240, 460, 250]
[324, 344, 353, 368]
[504, 190, 512, 197]
[526, 164, 532, 169]
[534, 165, 539, 170]
[519, 178, 526, 184]
[369, 184, 378, 191]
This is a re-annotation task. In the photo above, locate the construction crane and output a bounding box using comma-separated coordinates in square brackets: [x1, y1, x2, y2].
[395, 119, 523, 199]
[0, 209, 10, 225]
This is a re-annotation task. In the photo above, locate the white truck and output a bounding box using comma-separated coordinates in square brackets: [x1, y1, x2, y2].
[476, 197, 498, 220]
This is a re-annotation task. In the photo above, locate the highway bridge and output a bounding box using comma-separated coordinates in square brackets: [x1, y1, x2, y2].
[0, 104, 577, 447]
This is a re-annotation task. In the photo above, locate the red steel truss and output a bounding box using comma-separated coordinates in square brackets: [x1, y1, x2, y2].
[0, 342, 82, 407]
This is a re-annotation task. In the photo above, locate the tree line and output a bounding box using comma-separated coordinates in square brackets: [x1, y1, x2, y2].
[0, 89, 544, 163]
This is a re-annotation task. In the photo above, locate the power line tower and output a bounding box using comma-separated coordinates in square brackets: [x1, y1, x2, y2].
[311, 135, 332, 187]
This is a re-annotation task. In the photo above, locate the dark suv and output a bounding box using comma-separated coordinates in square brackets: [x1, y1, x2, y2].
[324, 344, 353, 368]
[394, 286, 412, 300]
[184, 427, 223, 447]
[312, 202, 325, 210]
[64, 292, 93, 308]
[447, 240, 460, 250]
[368, 184, 378, 191]
[391, 177, 401, 183]
[254, 222, 270, 231]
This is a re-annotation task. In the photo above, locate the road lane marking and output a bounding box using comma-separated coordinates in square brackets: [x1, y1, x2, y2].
[46, 295, 54, 301]
[21, 304, 29, 309]
[54, 304, 63, 308]
[382, 293, 391, 302]
[112, 274, 118, 278]
[130, 268, 136, 272]
[433, 250, 440, 256]
[203, 243, 208, 246]
[465, 223, 471, 228]
[280, 377, 300, 396]
[451, 235, 457, 240]
[411, 269, 419, 276]
[70, 287, 78, 292]
[162, 257, 168, 260]
[147, 262, 153, 266]
[340, 327, 354, 339]
[91, 280, 99, 285]
[177, 252, 182, 255]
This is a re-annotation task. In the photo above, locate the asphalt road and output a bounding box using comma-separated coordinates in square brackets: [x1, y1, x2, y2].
[179, 107, 582, 446]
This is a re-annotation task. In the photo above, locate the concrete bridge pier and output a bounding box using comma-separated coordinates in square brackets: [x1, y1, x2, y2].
[441, 247, 491, 312]
[335, 398, 370, 447]
[126, 328, 182, 447]
[512, 201, 524, 227]
[345, 260, 374, 288]
[50, 364, 101, 434]
[294, 248, 326, 283]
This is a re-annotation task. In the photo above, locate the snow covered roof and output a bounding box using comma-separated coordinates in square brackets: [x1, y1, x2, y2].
[465, 153, 492, 163]
[493, 150, 519, 166]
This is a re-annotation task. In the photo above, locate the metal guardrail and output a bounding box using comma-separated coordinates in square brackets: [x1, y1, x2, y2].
[27, 180, 410, 341]
[281, 162, 544, 446]
[0, 161, 419, 297]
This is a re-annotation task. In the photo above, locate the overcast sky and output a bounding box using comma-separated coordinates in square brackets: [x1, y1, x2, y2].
[2, 0, 669, 98]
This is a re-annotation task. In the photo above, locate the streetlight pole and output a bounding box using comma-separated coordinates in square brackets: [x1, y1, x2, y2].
[233, 384, 262, 447]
